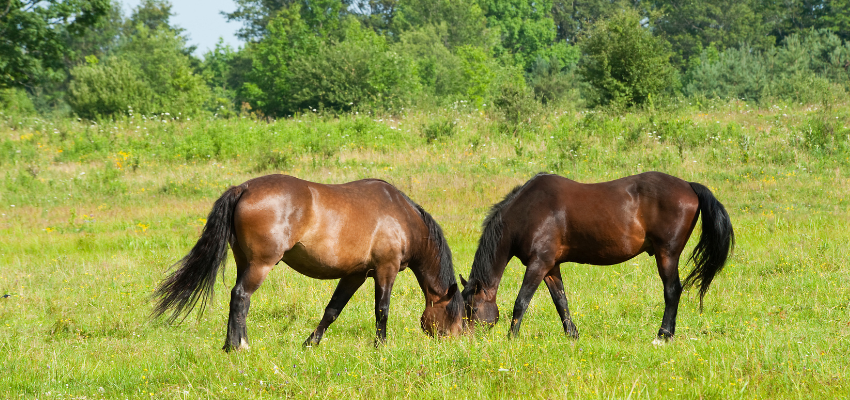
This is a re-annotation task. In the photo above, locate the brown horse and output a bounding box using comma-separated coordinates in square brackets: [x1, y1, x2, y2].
[153, 174, 463, 351]
[460, 172, 734, 343]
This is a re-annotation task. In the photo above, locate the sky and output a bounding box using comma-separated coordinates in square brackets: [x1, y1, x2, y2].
[121, 0, 243, 58]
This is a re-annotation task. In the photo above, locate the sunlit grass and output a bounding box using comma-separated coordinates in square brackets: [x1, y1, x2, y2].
[0, 101, 848, 398]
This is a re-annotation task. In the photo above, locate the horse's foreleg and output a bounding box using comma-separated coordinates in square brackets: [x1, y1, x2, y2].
[509, 259, 549, 337]
[373, 267, 399, 347]
[543, 265, 579, 339]
[223, 263, 273, 352]
[304, 275, 366, 347]
[654, 252, 682, 344]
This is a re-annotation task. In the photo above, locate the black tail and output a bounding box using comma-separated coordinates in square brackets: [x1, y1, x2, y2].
[152, 185, 245, 323]
[684, 182, 735, 311]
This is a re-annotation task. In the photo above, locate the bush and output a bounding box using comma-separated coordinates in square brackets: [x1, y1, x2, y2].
[68, 58, 154, 119]
[422, 118, 456, 143]
[68, 25, 210, 118]
[393, 25, 466, 101]
[0, 88, 37, 116]
[493, 80, 537, 131]
[578, 9, 675, 107]
[286, 22, 419, 112]
[684, 30, 850, 103]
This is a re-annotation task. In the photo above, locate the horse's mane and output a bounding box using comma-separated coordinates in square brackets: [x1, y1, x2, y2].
[398, 189, 463, 320]
[467, 173, 548, 290]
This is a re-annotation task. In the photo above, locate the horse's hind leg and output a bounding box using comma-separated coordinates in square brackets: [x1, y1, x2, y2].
[223, 244, 275, 352]
[654, 251, 683, 344]
[543, 265, 579, 338]
[304, 275, 367, 347]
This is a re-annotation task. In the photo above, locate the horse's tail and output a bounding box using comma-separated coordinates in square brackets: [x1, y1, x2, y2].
[684, 182, 735, 311]
[152, 185, 245, 323]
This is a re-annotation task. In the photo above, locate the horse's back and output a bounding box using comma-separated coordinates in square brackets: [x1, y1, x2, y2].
[232, 175, 422, 278]
[505, 172, 699, 264]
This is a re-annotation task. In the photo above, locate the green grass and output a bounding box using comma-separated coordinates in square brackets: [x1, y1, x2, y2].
[0, 101, 848, 398]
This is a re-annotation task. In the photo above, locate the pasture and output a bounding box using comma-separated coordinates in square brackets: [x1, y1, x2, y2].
[0, 101, 848, 398]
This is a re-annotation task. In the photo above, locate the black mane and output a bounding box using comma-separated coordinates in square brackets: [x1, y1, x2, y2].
[398, 190, 463, 320]
[466, 173, 548, 292]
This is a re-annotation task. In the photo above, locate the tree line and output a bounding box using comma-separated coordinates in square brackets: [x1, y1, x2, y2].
[2, 0, 850, 119]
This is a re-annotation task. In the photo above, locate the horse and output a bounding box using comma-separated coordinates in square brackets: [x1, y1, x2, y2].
[152, 174, 463, 351]
[460, 172, 734, 343]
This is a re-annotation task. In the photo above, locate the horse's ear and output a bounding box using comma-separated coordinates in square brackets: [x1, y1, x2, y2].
[444, 283, 458, 300]
[459, 274, 467, 287]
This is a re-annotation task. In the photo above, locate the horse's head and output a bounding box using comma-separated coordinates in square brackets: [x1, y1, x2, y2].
[460, 274, 499, 328]
[420, 283, 463, 337]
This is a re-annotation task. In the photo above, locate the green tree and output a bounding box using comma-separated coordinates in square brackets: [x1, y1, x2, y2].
[68, 22, 210, 117]
[0, 0, 110, 89]
[67, 57, 153, 118]
[552, 0, 625, 43]
[766, 0, 850, 42]
[201, 39, 252, 115]
[578, 8, 675, 107]
[224, 0, 352, 41]
[393, 25, 465, 99]
[390, 0, 490, 49]
[478, 0, 557, 68]
[245, 5, 418, 115]
[652, 0, 775, 67]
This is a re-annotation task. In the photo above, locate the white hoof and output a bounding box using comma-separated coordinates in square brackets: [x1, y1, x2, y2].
[652, 337, 669, 346]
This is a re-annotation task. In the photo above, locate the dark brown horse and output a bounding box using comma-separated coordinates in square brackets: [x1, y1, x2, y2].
[153, 174, 463, 351]
[460, 172, 734, 343]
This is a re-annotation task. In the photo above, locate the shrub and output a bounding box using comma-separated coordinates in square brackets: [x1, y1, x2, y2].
[422, 118, 456, 143]
[0, 88, 37, 116]
[493, 80, 537, 131]
[393, 25, 466, 100]
[68, 58, 154, 119]
[68, 25, 210, 118]
[286, 22, 419, 112]
[684, 30, 850, 103]
[578, 9, 675, 107]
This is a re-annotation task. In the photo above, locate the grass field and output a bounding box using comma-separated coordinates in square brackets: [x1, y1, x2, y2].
[1, 101, 849, 398]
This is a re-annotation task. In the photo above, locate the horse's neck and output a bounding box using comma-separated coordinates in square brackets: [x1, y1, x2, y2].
[411, 253, 450, 301]
[471, 249, 510, 294]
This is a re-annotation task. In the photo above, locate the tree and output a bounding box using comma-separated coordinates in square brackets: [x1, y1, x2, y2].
[224, 0, 352, 41]
[766, 0, 850, 42]
[68, 21, 210, 117]
[652, 0, 775, 67]
[478, 0, 558, 69]
[245, 5, 417, 115]
[0, 0, 110, 89]
[390, 0, 490, 49]
[551, 0, 626, 43]
[578, 8, 675, 106]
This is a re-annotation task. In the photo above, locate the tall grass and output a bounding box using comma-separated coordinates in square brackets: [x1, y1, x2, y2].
[0, 100, 848, 398]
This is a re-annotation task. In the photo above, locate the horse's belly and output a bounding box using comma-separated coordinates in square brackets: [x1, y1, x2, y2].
[280, 243, 368, 280]
[562, 236, 648, 266]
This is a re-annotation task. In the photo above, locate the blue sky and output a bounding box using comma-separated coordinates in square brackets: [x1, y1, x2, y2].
[121, 0, 242, 58]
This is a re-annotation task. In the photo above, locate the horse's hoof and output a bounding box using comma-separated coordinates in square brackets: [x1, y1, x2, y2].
[303, 332, 321, 348]
[222, 338, 251, 352]
[652, 336, 672, 346]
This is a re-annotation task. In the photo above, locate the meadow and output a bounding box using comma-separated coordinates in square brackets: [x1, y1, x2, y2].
[0, 100, 848, 398]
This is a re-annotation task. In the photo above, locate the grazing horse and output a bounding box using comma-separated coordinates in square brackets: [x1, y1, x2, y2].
[153, 174, 463, 351]
[460, 172, 734, 343]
